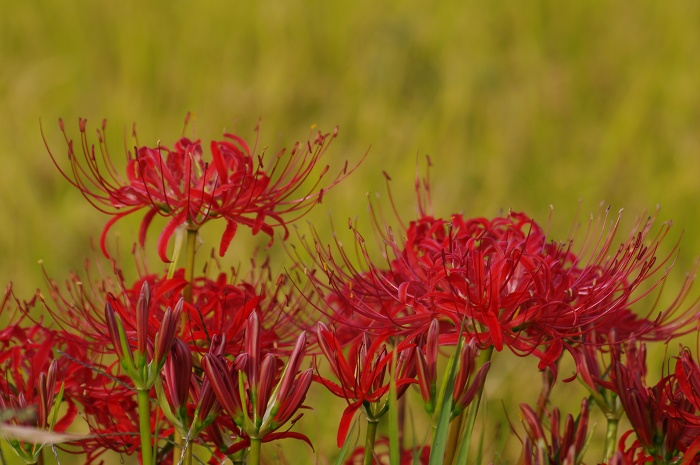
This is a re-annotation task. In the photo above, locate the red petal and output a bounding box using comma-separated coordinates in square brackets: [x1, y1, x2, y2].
[157, 211, 187, 263]
[219, 220, 238, 257]
[100, 211, 134, 258]
[337, 401, 362, 448]
[138, 208, 159, 247]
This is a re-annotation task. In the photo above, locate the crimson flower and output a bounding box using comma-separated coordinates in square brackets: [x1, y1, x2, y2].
[608, 342, 700, 464]
[315, 323, 417, 447]
[42, 259, 307, 358]
[46, 116, 357, 261]
[312, 198, 698, 373]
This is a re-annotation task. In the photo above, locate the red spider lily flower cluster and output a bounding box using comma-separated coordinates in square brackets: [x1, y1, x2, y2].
[0, 287, 99, 463]
[45, 116, 357, 261]
[311, 200, 699, 374]
[9, 117, 700, 465]
[315, 323, 417, 447]
[609, 342, 700, 465]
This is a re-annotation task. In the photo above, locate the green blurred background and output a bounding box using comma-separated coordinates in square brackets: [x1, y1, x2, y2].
[2, 0, 700, 463]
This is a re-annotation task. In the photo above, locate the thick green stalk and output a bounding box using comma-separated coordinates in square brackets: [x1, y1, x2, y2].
[603, 416, 619, 463]
[248, 438, 262, 465]
[363, 420, 379, 465]
[137, 389, 154, 465]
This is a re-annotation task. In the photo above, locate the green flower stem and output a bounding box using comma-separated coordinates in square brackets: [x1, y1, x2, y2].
[183, 227, 198, 306]
[363, 420, 379, 465]
[603, 416, 619, 463]
[137, 388, 154, 465]
[444, 410, 465, 465]
[248, 438, 262, 465]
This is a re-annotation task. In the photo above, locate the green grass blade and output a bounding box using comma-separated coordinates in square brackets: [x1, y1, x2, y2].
[334, 418, 358, 465]
[429, 336, 463, 465]
[388, 347, 400, 465]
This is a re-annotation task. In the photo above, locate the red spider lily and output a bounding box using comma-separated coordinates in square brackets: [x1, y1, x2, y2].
[311, 198, 699, 373]
[0, 296, 103, 462]
[41, 259, 308, 359]
[201, 312, 313, 454]
[519, 398, 590, 465]
[315, 323, 417, 447]
[45, 116, 358, 261]
[608, 342, 700, 464]
[344, 437, 430, 465]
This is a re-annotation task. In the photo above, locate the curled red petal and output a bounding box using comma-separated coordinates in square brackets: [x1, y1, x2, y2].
[157, 211, 187, 263]
[219, 219, 238, 257]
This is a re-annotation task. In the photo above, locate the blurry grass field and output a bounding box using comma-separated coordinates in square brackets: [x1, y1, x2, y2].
[1, 0, 700, 463]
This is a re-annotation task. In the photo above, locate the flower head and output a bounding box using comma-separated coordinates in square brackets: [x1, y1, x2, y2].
[46, 116, 357, 261]
[315, 323, 416, 447]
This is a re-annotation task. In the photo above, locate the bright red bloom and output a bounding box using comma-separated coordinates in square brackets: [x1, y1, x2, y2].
[0, 288, 109, 462]
[42, 259, 308, 358]
[608, 342, 700, 464]
[312, 198, 698, 373]
[315, 323, 417, 447]
[46, 116, 357, 261]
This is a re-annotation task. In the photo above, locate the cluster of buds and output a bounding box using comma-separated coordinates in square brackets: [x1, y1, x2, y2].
[202, 312, 313, 455]
[104, 283, 182, 391]
[520, 399, 590, 465]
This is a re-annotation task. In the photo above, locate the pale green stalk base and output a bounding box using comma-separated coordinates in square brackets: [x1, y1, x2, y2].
[248, 438, 262, 465]
[138, 389, 154, 465]
[364, 420, 379, 465]
[603, 417, 619, 463]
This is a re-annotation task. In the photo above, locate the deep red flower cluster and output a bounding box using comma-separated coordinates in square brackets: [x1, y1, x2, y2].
[312, 206, 698, 373]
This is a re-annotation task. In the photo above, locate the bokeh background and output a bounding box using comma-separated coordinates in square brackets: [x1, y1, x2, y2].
[2, 0, 700, 463]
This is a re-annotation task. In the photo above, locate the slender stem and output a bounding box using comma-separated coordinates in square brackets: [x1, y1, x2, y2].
[184, 440, 193, 465]
[137, 389, 154, 465]
[363, 420, 379, 465]
[535, 366, 556, 419]
[182, 227, 198, 306]
[397, 394, 406, 450]
[248, 438, 262, 465]
[603, 416, 619, 463]
[444, 410, 465, 465]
